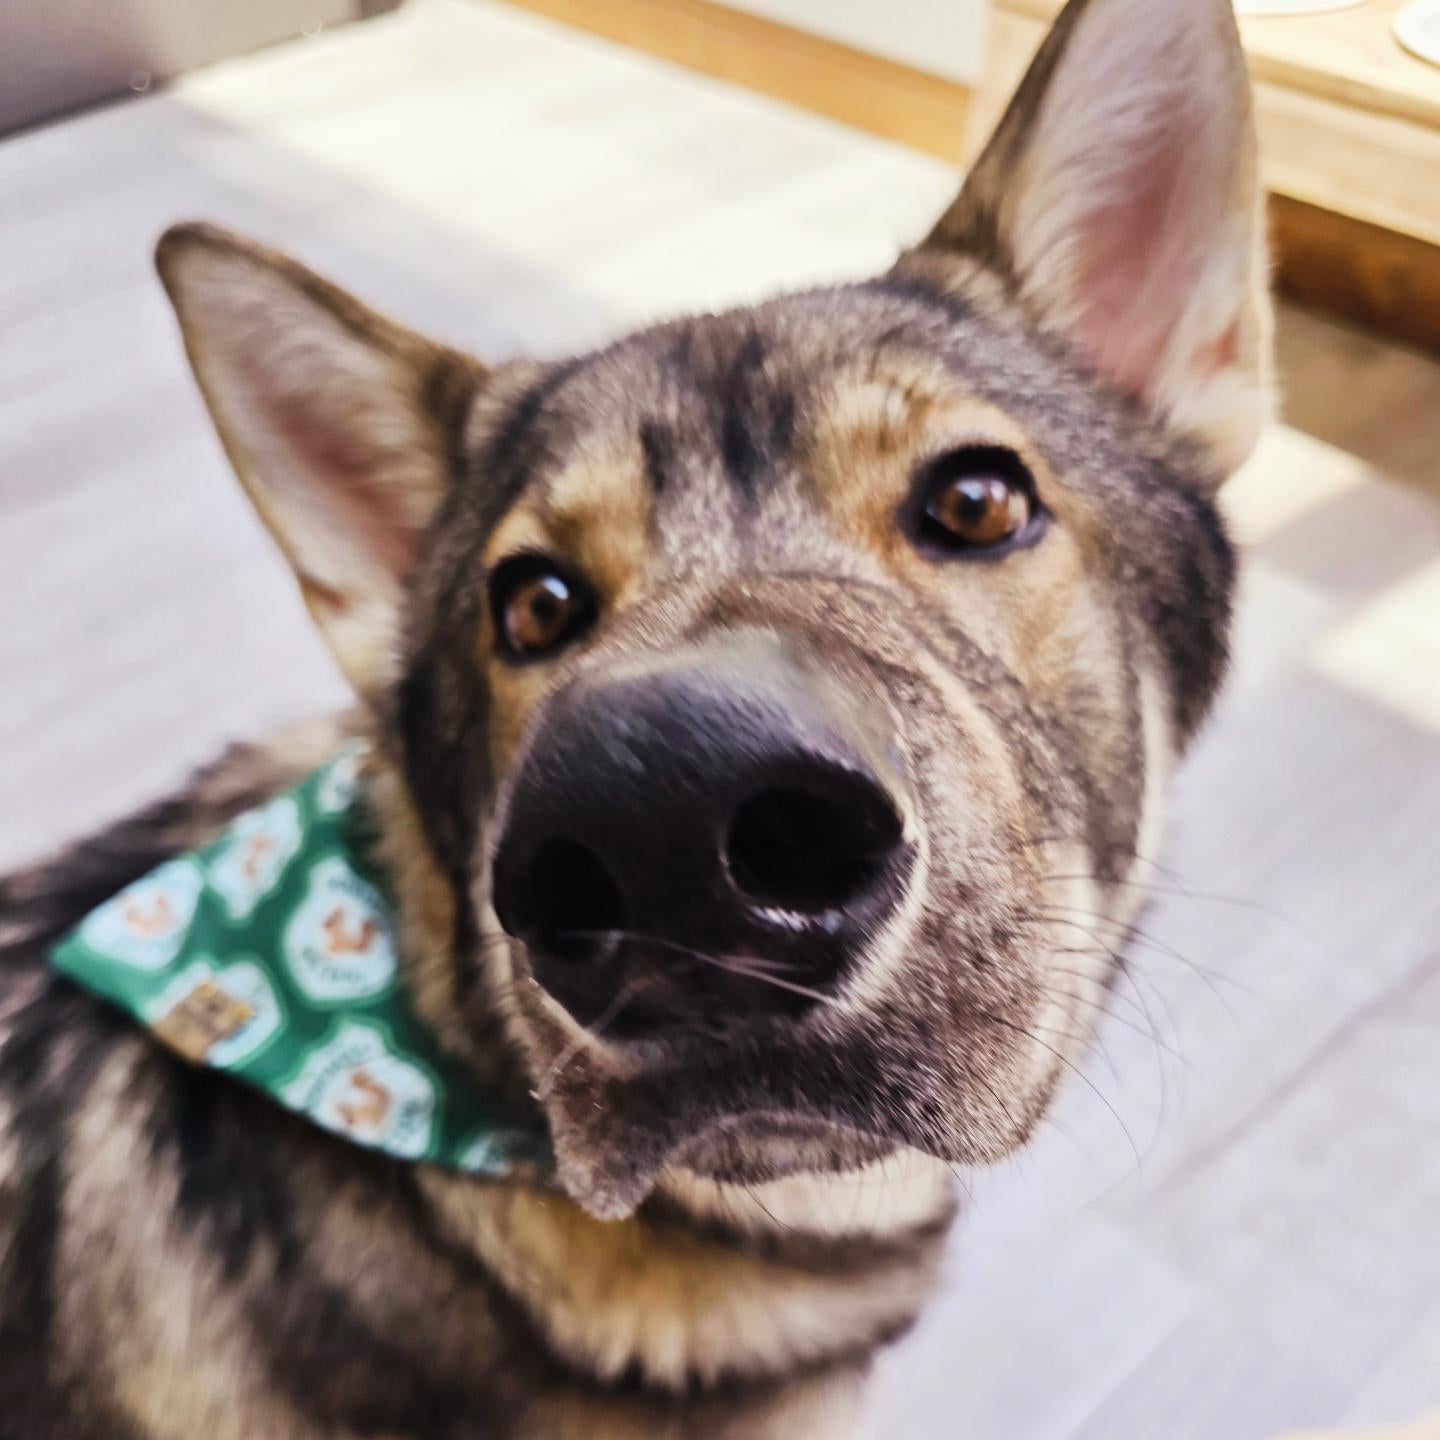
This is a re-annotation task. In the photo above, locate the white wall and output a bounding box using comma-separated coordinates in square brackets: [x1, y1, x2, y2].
[0, 0, 367, 133]
[719, 0, 989, 84]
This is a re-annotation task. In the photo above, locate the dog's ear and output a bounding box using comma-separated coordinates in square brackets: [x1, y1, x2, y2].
[923, 0, 1271, 477]
[155, 223, 484, 698]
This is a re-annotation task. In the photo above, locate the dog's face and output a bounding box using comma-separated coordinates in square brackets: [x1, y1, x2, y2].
[157, 0, 1270, 1216]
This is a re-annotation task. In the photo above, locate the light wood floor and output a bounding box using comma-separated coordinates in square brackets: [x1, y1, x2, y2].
[1, 3, 1437, 1434]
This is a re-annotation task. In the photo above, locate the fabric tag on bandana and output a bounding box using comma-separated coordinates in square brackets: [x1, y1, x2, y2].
[51, 748, 551, 1181]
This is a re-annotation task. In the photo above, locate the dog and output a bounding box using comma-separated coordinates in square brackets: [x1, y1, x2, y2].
[0, 0, 1271, 1434]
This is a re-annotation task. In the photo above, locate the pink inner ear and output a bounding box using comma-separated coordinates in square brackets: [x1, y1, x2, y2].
[1197, 318, 1241, 376]
[262, 375, 422, 587]
[1071, 121, 1209, 394]
[1051, 7, 1248, 405]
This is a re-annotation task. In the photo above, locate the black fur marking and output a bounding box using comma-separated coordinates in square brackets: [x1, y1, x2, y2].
[717, 329, 799, 503]
[719, 332, 769, 497]
[639, 419, 674, 497]
[0, 979, 117, 1116]
[1143, 483, 1236, 741]
[0, 1153, 61, 1400]
[400, 1175, 894, 1405]
[421, 351, 483, 487]
[391, 614, 488, 889]
[0, 836, 184, 1437]
[160, 1065, 303, 1281]
[252, 1268, 487, 1439]
[478, 359, 588, 522]
[0, 1148, 144, 1439]
[864, 272, 978, 333]
[767, 386, 797, 474]
[640, 1194, 954, 1278]
[241, 1168, 557, 1436]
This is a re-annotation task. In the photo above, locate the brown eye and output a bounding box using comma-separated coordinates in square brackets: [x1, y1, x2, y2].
[930, 473, 1029, 544]
[915, 447, 1044, 555]
[491, 558, 595, 662]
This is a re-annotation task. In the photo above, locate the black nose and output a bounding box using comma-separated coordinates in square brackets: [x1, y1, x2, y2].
[491, 632, 910, 1038]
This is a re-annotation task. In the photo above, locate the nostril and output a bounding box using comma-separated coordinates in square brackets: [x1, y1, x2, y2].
[499, 836, 626, 962]
[725, 776, 904, 915]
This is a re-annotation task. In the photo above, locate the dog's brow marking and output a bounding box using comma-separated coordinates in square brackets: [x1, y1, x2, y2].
[639, 420, 673, 497]
[720, 333, 764, 496]
[770, 388, 797, 462]
[719, 330, 787, 501]
[421, 352, 484, 486]
[477, 356, 588, 534]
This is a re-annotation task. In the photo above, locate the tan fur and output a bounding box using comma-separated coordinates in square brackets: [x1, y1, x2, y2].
[657, 1148, 953, 1239]
[415, 1169, 944, 1390]
[481, 433, 655, 777]
[364, 752, 472, 1058]
[810, 365, 1109, 687]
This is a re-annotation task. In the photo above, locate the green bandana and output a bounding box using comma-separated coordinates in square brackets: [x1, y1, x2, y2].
[51, 749, 550, 1181]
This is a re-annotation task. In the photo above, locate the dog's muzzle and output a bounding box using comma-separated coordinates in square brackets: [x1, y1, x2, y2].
[491, 627, 912, 1038]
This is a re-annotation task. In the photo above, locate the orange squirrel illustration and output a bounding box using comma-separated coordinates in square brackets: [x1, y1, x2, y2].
[240, 832, 275, 881]
[336, 1070, 391, 1131]
[322, 907, 378, 955]
[123, 894, 174, 937]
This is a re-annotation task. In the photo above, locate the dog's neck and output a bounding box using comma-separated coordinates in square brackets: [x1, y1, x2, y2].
[412, 1150, 955, 1391]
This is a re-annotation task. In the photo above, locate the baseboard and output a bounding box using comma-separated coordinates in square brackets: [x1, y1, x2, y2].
[499, 0, 970, 161]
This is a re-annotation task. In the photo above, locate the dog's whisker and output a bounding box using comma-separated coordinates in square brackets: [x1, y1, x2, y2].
[972, 1008, 1145, 1171]
[532, 974, 655, 1101]
[549, 927, 803, 976]
[1020, 907, 1257, 1012]
[1036, 871, 1308, 933]
[543, 927, 843, 1007]
[1044, 959, 1174, 1032]
[1034, 982, 1183, 1062]
[692, 954, 844, 1009]
[1022, 908, 1240, 1057]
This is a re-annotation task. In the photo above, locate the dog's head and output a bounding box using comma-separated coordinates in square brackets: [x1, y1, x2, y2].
[157, 0, 1269, 1217]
